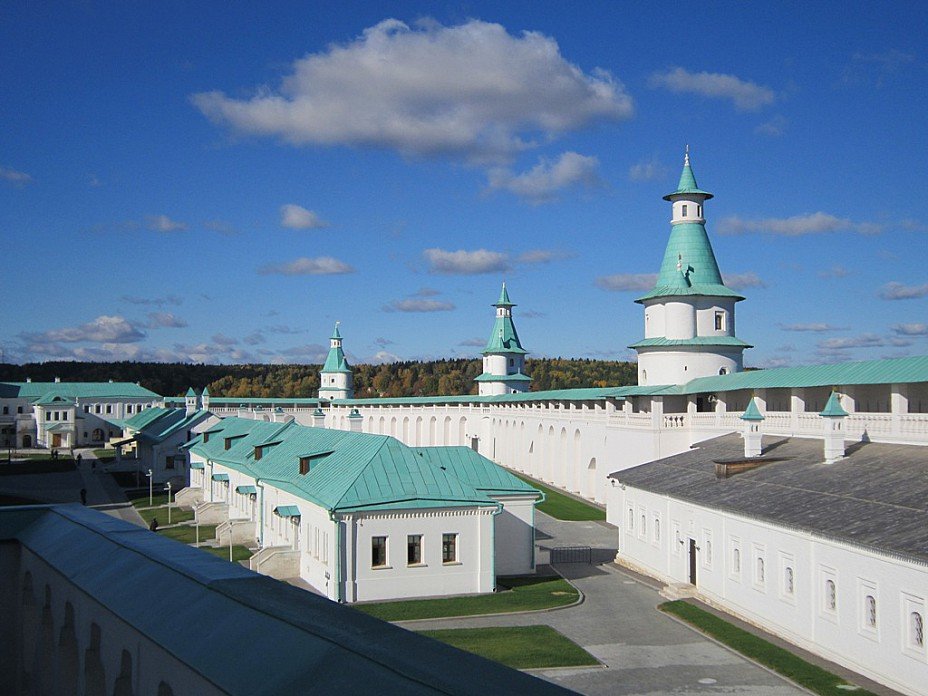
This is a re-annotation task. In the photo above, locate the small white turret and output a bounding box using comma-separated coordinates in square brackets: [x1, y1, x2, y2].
[820, 391, 848, 463]
[318, 322, 354, 400]
[740, 396, 764, 458]
[185, 388, 197, 417]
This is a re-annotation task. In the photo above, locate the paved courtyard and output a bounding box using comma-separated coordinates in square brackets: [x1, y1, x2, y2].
[400, 512, 804, 696]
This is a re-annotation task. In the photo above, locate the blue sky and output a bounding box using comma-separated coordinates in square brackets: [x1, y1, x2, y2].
[2, 1, 927, 369]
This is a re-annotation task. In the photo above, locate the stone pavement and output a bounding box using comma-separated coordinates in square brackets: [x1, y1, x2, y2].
[400, 512, 804, 696]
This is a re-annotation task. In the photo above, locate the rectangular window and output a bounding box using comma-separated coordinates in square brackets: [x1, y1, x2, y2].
[299, 456, 310, 475]
[714, 312, 725, 331]
[442, 533, 458, 564]
[371, 536, 388, 568]
[106, 404, 112, 414]
[407, 534, 423, 565]
[95, 405, 101, 414]
[682, 204, 688, 216]
[165, 456, 175, 470]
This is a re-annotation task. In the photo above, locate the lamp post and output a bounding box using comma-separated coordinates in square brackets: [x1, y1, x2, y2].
[229, 517, 234, 562]
[195, 502, 201, 547]
[164, 481, 173, 524]
[146, 469, 153, 506]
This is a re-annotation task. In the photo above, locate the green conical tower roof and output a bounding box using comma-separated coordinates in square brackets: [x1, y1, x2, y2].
[663, 148, 714, 201]
[322, 323, 351, 374]
[331, 322, 342, 340]
[495, 282, 515, 307]
[637, 152, 741, 304]
[820, 391, 849, 418]
[185, 387, 196, 397]
[740, 397, 765, 421]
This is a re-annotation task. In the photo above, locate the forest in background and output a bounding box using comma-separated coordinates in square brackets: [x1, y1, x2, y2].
[0, 359, 638, 399]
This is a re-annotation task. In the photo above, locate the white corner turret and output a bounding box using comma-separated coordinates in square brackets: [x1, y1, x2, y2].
[318, 322, 354, 401]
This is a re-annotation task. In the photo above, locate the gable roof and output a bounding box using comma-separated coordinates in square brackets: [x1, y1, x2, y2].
[0, 381, 160, 400]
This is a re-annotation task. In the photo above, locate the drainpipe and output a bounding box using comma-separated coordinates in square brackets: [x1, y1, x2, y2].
[330, 512, 343, 603]
[531, 491, 546, 570]
[256, 480, 265, 547]
[490, 502, 503, 592]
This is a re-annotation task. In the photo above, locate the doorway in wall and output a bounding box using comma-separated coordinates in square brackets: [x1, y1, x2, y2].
[470, 437, 479, 452]
[688, 539, 697, 586]
[52, 434, 62, 448]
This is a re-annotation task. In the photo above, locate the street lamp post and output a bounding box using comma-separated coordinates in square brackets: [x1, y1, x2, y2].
[164, 481, 173, 524]
[146, 469, 153, 506]
[229, 518, 234, 562]
[195, 503, 201, 547]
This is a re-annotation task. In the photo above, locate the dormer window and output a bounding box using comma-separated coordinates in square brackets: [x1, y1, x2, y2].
[254, 446, 262, 461]
[224, 438, 233, 450]
[299, 457, 310, 475]
[203, 433, 210, 443]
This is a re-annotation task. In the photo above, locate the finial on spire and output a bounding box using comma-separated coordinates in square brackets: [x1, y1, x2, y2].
[684, 144, 690, 167]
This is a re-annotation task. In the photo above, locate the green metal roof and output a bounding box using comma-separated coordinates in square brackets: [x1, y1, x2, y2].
[331, 323, 342, 340]
[126, 407, 210, 445]
[681, 354, 928, 394]
[190, 461, 204, 469]
[628, 336, 753, 349]
[45, 422, 73, 432]
[635, 221, 739, 303]
[164, 397, 321, 405]
[820, 391, 849, 417]
[740, 397, 764, 421]
[322, 344, 352, 374]
[236, 485, 257, 495]
[186, 387, 196, 397]
[187, 418, 536, 514]
[417, 447, 540, 498]
[495, 282, 514, 307]
[663, 153, 714, 201]
[212, 473, 230, 481]
[203, 387, 210, 396]
[33, 392, 75, 406]
[473, 372, 533, 382]
[274, 505, 301, 518]
[482, 315, 527, 355]
[124, 406, 171, 431]
[0, 381, 160, 400]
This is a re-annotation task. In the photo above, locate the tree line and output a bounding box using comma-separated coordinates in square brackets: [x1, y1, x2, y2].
[0, 358, 637, 398]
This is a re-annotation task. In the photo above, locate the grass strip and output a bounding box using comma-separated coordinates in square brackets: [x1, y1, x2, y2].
[131, 493, 171, 508]
[659, 601, 877, 696]
[157, 524, 216, 544]
[199, 545, 253, 562]
[511, 473, 605, 521]
[137, 506, 195, 525]
[418, 625, 597, 670]
[355, 575, 579, 621]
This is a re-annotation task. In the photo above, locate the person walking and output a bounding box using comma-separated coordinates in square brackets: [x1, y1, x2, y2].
[80, 488, 87, 505]
[149, 518, 159, 532]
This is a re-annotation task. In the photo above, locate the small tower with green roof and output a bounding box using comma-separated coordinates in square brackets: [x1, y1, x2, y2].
[318, 322, 354, 401]
[630, 148, 752, 386]
[185, 387, 197, 417]
[474, 283, 532, 396]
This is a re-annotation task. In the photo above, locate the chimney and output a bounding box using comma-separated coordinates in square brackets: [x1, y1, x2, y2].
[26, 377, 31, 383]
[348, 408, 363, 433]
[820, 391, 848, 463]
[311, 407, 326, 429]
[740, 396, 764, 458]
[54, 377, 60, 383]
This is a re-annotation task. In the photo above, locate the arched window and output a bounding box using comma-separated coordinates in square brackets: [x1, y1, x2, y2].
[627, 508, 634, 530]
[733, 548, 741, 573]
[912, 612, 924, 648]
[640, 513, 646, 534]
[865, 595, 876, 627]
[653, 518, 660, 542]
[785, 567, 794, 594]
[705, 539, 712, 565]
[718, 367, 728, 375]
[825, 579, 836, 611]
[756, 557, 765, 583]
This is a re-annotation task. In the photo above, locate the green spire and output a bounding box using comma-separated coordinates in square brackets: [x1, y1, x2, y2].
[331, 322, 342, 340]
[663, 147, 714, 201]
[495, 282, 514, 307]
[322, 323, 351, 374]
[185, 387, 196, 397]
[820, 391, 849, 418]
[202, 386, 210, 396]
[740, 397, 765, 421]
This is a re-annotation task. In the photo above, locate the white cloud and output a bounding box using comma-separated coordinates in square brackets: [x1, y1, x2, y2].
[243, 331, 265, 345]
[628, 156, 667, 182]
[368, 350, 402, 364]
[147, 312, 188, 328]
[147, 214, 187, 233]
[424, 248, 510, 275]
[819, 265, 850, 279]
[891, 323, 928, 336]
[383, 298, 456, 312]
[280, 204, 328, 229]
[22, 315, 146, 344]
[459, 337, 486, 347]
[718, 212, 882, 236]
[259, 256, 355, 275]
[780, 323, 847, 332]
[487, 151, 601, 202]
[121, 294, 182, 307]
[595, 273, 656, 292]
[722, 272, 766, 290]
[192, 19, 632, 162]
[516, 249, 571, 264]
[755, 114, 787, 136]
[650, 67, 775, 111]
[879, 281, 928, 300]
[412, 287, 441, 297]
[205, 220, 238, 235]
[817, 334, 885, 350]
[0, 165, 33, 185]
[212, 333, 239, 346]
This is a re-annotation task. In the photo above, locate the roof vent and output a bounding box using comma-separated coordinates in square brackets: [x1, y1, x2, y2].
[26, 377, 31, 383]
[54, 377, 61, 383]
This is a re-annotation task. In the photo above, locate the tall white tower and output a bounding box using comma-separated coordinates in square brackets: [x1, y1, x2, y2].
[630, 149, 751, 386]
[474, 283, 532, 396]
[318, 323, 354, 401]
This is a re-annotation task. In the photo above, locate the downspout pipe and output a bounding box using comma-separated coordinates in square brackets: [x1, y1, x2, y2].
[256, 480, 265, 547]
[330, 512, 343, 603]
[531, 491, 545, 571]
[490, 502, 503, 592]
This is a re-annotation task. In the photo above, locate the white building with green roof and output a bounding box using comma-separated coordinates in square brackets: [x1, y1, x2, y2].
[185, 418, 541, 602]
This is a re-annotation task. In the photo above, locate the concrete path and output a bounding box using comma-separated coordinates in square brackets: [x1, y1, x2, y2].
[75, 449, 147, 526]
[400, 512, 803, 696]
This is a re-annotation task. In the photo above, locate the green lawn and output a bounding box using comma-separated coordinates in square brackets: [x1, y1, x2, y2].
[659, 601, 877, 696]
[512, 473, 605, 521]
[137, 506, 195, 525]
[419, 625, 598, 669]
[91, 448, 115, 460]
[157, 524, 216, 544]
[355, 575, 579, 621]
[200, 545, 253, 562]
[131, 493, 171, 508]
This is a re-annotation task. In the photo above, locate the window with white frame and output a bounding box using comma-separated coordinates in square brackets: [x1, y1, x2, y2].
[371, 536, 388, 568]
[407, 534, 423, 565]
[653, 516, 661, 543]
[442, 533, 458, 564]
[911, 611, 924, 650]
[703, 532, 713, 569]
[753, 547, 766, 588]
[858, 579, 878, 636]
[865, 595, 876, 627]
[639, 509, 647, 539]
[732, 547, 741, 575]
[823, 577, 837, 613]
[785, 567, 794, 595]
[626, 506, 634, 534]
